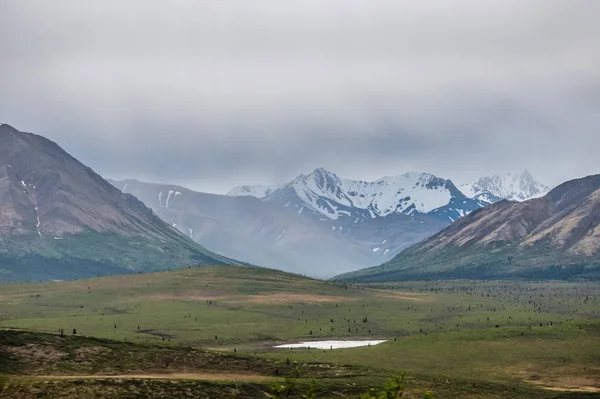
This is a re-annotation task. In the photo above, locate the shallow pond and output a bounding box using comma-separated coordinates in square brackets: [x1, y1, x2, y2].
[274, 340, 386, 350]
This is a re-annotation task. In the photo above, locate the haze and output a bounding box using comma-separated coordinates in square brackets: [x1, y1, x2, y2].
[1, 1, 599, 193]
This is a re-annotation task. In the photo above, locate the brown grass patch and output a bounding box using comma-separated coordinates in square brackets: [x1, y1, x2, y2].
[506, 363, 600, 393]
[132, 292, 229, 302]
[244, 292, 354, 304]
[372, 291, 434, 302]
[4, 344, 67, 362]
[74, 346, 108, 361]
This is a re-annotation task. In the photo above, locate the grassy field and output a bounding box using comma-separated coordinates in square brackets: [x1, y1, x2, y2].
[1, 266, 599, 398]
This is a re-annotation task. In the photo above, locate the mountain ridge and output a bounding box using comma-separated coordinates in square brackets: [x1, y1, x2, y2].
[229, 168, 549, 223]
[124, 167, 549, 278]
[259, 168, 487, 224]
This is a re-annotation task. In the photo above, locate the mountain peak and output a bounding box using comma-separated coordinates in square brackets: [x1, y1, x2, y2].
[0, 124, 39, 139]
[227, 184, 277, 198]
[312, 167, 334, 175]
[302, 167, 339, 181]
[0, 123, 25, 143]
[401, 171, 431, 179]
[0, 123, 20, 132]
[0, 125, 238, 281]
[461, 171, 550, 204]
[521, 169, 533, 178]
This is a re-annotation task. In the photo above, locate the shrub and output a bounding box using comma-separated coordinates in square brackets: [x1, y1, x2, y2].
[0, 374, 9, 390]
[268, 372, 434, 399]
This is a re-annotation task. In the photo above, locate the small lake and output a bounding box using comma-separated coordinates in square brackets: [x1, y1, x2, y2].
[274, 340, 387, 350]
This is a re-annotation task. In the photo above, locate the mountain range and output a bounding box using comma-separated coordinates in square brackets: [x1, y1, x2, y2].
[112, 168, 549, 278]
[1, 123, 567, 282]
[336, 174, 600, 282]
[228, 168, 549, 219]
[0, 124, 239, 282]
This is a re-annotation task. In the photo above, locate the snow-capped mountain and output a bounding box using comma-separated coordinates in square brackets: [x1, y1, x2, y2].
[105, 167, 552, 279]
[226, 168, 548, 226]
[262, 168, 485, 223]
[460, 171, 550, 205]
[227, 185, 277, 198]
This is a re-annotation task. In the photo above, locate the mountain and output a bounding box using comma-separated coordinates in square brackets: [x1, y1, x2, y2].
[109, 178, 397, 278]
[109, 168, 547, 278]
[0, 124, 238, 282]
[227, 184, 277, 198]
[113, 169, 486, 278]
[260, 168, 486, 223]
[460, 171, 549, 205]
[335, 174, 600, 282]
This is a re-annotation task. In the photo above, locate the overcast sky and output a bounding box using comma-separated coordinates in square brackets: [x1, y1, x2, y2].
[1, 1, 599, 193]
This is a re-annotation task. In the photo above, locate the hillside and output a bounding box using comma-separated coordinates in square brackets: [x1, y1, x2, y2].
[335, 175, 600, 281]
[0, 124, 237, 282]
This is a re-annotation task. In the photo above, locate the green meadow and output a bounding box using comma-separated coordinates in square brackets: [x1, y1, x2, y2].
[1, 266, 599, 398]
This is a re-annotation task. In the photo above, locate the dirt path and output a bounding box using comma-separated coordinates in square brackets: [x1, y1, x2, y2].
[541, 387, 600, 393]
[524, 379, 600, 393]
[32, 373, 277, 383]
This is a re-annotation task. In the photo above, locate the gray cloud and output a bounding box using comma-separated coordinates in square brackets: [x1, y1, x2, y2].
[1, 0, 599, 192]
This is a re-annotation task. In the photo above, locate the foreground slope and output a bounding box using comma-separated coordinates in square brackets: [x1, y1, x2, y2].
[0, 330, 378, 399]
[0, 124, 237, 282]
[336, 174, 600, 281]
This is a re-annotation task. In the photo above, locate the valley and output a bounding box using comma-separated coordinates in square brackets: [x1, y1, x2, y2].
[1, 266, 599, 398]
[2, 2, 599, 398]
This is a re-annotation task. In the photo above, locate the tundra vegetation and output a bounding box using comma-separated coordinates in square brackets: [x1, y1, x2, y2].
[1, 266, 599, 398]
